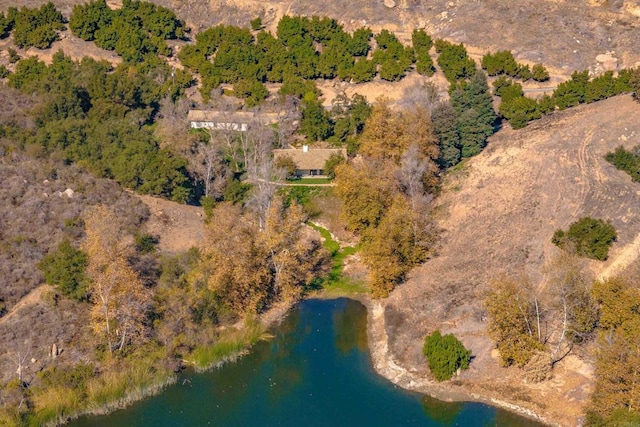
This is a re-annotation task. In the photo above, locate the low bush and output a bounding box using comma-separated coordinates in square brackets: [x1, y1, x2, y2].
[552, 217, 616, 261]
[423, 330, 471, 381]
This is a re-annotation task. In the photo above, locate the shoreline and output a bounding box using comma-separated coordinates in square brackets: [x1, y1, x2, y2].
[360, 296, 554, 426]
[57, 293, 555, 426]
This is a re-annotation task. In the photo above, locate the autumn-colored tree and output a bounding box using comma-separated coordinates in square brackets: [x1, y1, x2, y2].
[589, 277, 640, 421]
[199, 199, 328, 312]
[335, 99, 439, 297]
[201, 202, 271, 313]
[545, 253, 597, 361]
[335, 158, 396, 234]
[485, 277, 544, 367]
[358, 101, 438, 168]
[85, 206, 151, 354]
[363, 197, 430, 297]
[262, 197, 329, 302]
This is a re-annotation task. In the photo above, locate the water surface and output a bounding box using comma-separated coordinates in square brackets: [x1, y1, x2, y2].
[71, 298, 543, 426]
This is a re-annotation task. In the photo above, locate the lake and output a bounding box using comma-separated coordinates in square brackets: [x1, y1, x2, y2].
[70, 298, 543, 427]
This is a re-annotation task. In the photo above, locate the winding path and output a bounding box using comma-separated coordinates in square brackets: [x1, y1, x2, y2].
[0, 285, 52, 326]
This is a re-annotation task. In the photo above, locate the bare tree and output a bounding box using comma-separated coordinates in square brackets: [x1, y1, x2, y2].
[156, 96, 193, 149]
[396, 144, 436, 246]
[397, 80, 442, 111]
[545, 253, 597, 364]
[14, 338, 32, 383]
[197, 138, 229, 199]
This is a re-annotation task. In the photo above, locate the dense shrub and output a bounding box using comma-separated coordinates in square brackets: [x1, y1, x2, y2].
[69, 0, 184, 62]
[412, 29, 434, 76]
[10, 2, 65, 49]
[606, 145, 640, 182]
[435, 40, 476, 83]
[423, 330, 471, 381]
[38, 240, 89, 301]
[552, 217, 617, 261]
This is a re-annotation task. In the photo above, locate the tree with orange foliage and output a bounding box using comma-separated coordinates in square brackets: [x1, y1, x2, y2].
[85, 206, 151, 354]
[335, 99, 439, 297]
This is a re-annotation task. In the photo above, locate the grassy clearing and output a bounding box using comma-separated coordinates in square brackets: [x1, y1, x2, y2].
[189, 319, 269, 372]
[308, 222, 367, 294]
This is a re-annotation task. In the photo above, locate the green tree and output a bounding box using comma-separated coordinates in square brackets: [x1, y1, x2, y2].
[552, 217, 617, 261]
[38, 240, 89, 301]
[431, 101, 461, 168]
[350, 58, 377, 83]
[552, 70, 589, 109]
[373, 30, 414, 82]
[323, 152, 346, 179]
[412, 29, 434, 76]
[481, 50, 518, 77]
[423, 330, 471, 381]
[12, 2, 65, 49]
[300, 97, 333, 141]
[233, 79, 268, 107]
[250, 17, 262, 31]
[606, 145, 640, 182]
[69, 0, 113, 41]
[531, 63, 550, 82]
[435, 40, 476, 83]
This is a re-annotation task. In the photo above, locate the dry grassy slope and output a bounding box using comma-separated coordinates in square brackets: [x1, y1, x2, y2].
[1, 0, 639, 73]
[375, 94, 640, 425]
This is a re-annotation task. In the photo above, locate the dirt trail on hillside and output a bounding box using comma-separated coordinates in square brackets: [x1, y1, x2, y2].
[370, 95, 640, 426]
[0, 285, 52, 327]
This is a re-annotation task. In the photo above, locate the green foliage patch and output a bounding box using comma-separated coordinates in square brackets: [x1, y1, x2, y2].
[606, 145, 640, 182]
[9, 2, 65, 49]
[423, 330, 471, 381]
[8, 52, 194, 202]
[70, 0, 184, 62]
[38, 240, 89, 301]
[552, 217, 617, 261]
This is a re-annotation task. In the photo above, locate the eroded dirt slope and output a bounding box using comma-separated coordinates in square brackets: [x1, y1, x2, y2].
[371, 94, 640, 425]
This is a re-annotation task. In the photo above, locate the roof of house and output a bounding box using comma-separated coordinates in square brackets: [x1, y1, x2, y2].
[187, 110, 279, 124]
[273, 148, 347, 170]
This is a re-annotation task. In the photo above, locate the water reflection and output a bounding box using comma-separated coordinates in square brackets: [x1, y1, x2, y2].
[70, 298, 544, 427]
[333, 298, 368, 354]
[421, 394, 466, 426]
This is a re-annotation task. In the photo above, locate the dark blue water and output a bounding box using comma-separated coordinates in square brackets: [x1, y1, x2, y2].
[71, 298, 543, 426]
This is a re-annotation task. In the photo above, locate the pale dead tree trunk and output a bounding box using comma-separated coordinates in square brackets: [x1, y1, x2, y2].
[15, 341, 31, 383]
[554, 287, 569, 360]
[396, 144, 432, 244]
[198, 140, 228, 199]
[248, 159, 282, 231]
[515, 292, 534, 337]
[546, 252, 590, 363]
[534, 295, 542, 343]
[243, 113, 283, 230]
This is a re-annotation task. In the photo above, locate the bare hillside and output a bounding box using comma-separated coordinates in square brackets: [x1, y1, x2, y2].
[369, 94, 640, 425]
